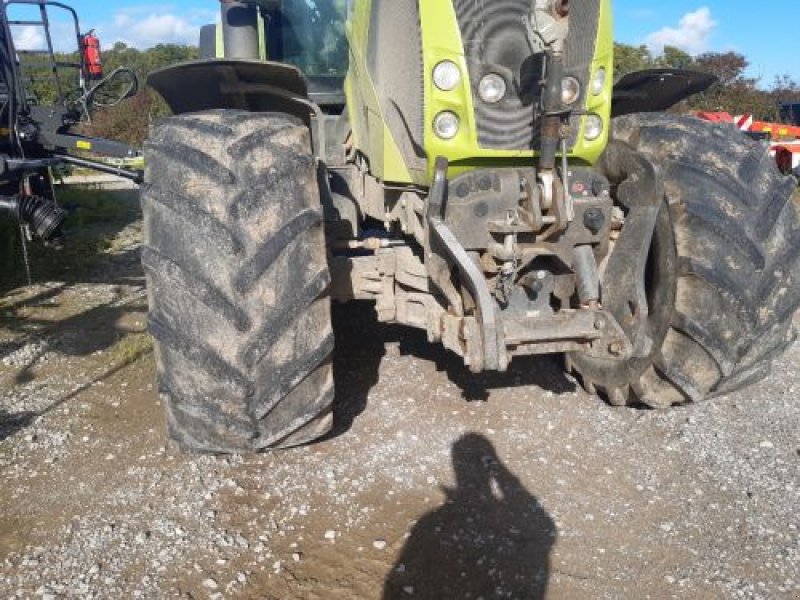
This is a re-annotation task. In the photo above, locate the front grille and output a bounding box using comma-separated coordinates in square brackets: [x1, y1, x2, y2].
[451, 0, 601, 150]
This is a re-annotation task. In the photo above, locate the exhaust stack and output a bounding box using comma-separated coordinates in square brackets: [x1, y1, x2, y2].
[221, 0, 260, 60]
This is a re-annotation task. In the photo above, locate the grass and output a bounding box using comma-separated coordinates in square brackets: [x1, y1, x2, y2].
[1, 187, 140, 290]
[109, 332, 153, 367]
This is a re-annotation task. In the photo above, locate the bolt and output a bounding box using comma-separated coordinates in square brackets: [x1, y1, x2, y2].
[583, 208, 606, 234]
[608, 341, 625, 356]
[594, 317, 606, 330]
[478, 175, 493, 192]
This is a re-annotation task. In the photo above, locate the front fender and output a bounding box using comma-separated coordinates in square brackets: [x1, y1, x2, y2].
[612, 69, 717, 117]
[148, 59, 312, 123]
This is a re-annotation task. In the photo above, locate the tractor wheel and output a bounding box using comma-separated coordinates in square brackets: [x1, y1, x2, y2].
[141, 109, 334, 452]
[570, 113, 800, 408]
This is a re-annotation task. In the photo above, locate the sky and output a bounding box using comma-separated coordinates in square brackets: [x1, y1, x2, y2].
[9, 1, 800, 85]
[614, 0, 800, 84]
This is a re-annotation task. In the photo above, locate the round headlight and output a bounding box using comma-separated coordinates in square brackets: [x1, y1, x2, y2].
[592, 68, 607, 96]
[478, 73, 507, 104]
[584, 115, 604, 141]
[433, 111, 460, 140]
[433, 60, 461, 91]
[561, 76, 581, 105]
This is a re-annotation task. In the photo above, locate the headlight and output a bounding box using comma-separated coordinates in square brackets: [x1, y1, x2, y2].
[433, 111, 460, 140]
[433, 60, 461, 91]
[561, 77, 581, 105]
[478, 73, 507, 104]
[584, 115, 604, 141]
[592, 68, 607, 96]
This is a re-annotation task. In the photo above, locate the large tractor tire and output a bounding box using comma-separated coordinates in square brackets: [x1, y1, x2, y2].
[570, 113, 800, 408]
[141, 110, 334, 452]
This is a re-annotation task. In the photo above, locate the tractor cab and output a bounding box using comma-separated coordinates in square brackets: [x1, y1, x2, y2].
[198, 0, 348, 106]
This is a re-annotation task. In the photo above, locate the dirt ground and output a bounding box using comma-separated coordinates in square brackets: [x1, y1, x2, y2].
[0, 189, 798, 599]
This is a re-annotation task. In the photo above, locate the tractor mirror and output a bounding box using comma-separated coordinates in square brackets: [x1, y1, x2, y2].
[86, 67, 140, 108]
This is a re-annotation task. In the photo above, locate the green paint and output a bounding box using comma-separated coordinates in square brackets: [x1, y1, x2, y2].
[345, 0, 614, 184]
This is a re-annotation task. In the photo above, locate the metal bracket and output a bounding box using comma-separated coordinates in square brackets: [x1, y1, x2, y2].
[425, 156, 507, 372]
[597, 141, 664, 357]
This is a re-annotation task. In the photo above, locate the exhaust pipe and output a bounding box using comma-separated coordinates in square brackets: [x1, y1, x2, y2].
[0, 195, 67, 246]
[221, 0, 260, 59]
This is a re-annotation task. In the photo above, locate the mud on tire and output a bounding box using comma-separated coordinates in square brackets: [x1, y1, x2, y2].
[142, 110, 334, 452]
[571, 113, 800, 408]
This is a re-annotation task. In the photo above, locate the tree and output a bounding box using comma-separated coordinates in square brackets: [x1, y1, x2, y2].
[613, 43, 654, 77]
[16, 42, 198, 146]
[685, 51, 779, 118]
[79, 44, 198, 146]
[659, 46, 694, 70]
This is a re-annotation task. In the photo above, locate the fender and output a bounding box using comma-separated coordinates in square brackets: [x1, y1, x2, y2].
[147, 58, 313, 124]
[612, 69, 717, 117]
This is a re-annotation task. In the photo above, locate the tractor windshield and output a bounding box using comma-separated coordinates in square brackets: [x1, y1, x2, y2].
[267, 0, 349, 79]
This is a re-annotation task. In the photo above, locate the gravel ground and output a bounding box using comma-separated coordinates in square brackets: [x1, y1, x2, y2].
[0, 195, 798, 599]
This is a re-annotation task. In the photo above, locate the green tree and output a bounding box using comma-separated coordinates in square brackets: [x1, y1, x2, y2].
[83, 44, 198, 146]
[658, 46, 694, 70]
[613, 43, 654, 77]
[685, 51, 778, 118]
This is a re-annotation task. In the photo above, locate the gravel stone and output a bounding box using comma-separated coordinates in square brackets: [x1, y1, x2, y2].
[1, 193, 799, 598]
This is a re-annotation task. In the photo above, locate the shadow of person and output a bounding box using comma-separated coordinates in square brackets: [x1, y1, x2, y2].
[384, 433, 556, 600]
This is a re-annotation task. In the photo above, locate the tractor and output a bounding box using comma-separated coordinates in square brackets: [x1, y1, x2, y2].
[143, 0, 800, 453]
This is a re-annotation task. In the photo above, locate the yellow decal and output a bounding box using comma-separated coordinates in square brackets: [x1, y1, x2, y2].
[76, 140, 92, 150]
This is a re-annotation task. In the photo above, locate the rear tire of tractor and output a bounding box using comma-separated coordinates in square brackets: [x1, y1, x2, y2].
[141, 110, 334, 453]
[571, 113, 800, 408]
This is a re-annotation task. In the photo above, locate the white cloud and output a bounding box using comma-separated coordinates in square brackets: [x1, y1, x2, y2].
[98, 6, 214, 48]
[646, 7, 718, 55]
[11, 25, 46, 51]
[123, 14, 198, 46]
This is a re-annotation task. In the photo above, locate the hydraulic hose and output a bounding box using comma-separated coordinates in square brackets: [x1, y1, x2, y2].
[0, 195, 67, 245]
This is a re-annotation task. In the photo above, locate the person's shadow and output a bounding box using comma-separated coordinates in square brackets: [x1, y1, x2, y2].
[383, 433, 556, 599]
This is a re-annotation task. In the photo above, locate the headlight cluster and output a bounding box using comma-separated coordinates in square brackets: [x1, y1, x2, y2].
[433, 60, 461, 92]
[431, 61, 608, 143]
[592, 68, 607, 96]
[432, 60, 511, 140]
[433, 111, 460, 140]
[478, 73, 507, 104]
[584, 67, 607, 141]
[584, 115, 603, 141]
[561, 77, 581, 106]
[433, 61, 463, 140]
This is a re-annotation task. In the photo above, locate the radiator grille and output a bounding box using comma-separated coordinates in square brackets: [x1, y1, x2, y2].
[451, 0, 601, 150]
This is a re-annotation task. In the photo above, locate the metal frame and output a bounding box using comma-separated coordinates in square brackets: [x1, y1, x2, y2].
[0, 0, 141, 182]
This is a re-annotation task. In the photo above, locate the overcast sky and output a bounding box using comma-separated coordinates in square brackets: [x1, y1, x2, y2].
[10, 1, 799, 85]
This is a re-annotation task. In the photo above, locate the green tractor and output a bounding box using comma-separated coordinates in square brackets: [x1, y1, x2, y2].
[142, 0, 800, 453]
